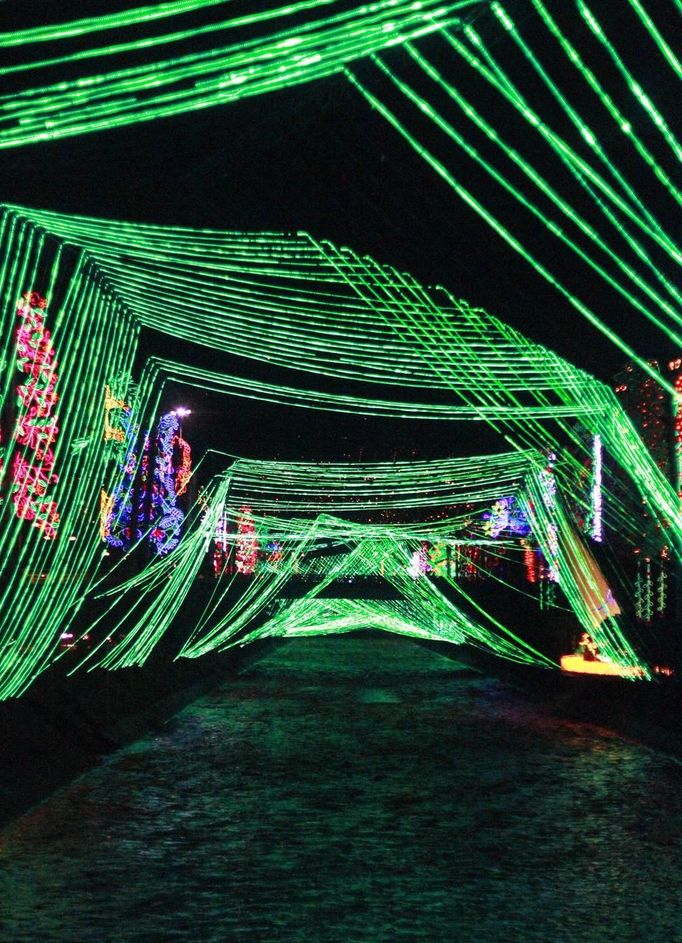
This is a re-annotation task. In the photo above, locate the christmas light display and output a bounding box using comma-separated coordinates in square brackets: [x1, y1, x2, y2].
[11, 292, 60, 539]
[101, 379, 134, 541]
[174, 433, 192, 497]
[149, 411, 186, 555]
[408, 543, 431, 579]
[643, 558, 654, 623]
[632, 551, 670, 622]
[213, 508, 231, 576]
[522, 540, 539, 585]
[615, 362, 671, 478]
[482, 496, 530, 539]
[69, 448, 640, 676]
[265, 539, 284, 571]
[0, 3, 675, 378]
[669, 360, 682, 496]
[520, 471, 631, 669]
[429, 541, 448, 577]
[217, 528, 554, 668]
[99, 489, 114, 541]
[0, 0, 479, 149]
[38, 198, 675, 552]
[0, 203, 673, 698]
[103, 384, 128, 444]
[537, 454, 559, 582]
[0, 223, 138, 698]
[105, 424, 149, 551]
[347, 0, 679, 390]
[234, 505, 258, 574]
[656, 563, 667, 618]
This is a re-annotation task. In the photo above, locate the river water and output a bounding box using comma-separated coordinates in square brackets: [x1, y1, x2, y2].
[1, 635, 681, 942]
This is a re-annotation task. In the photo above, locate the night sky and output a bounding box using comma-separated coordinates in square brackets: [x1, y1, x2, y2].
[1, 1, 677, 464]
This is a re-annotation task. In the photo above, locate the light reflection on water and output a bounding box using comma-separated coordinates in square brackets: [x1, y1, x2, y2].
[1, 636, 681, 943]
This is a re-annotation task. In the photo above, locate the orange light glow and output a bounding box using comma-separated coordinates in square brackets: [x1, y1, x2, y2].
[560, 654, 644, 678]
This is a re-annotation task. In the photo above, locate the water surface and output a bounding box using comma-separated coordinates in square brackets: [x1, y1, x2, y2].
[1, 636, 681, 942]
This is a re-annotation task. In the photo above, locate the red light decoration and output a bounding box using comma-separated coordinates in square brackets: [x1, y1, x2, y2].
[235, 505, 258, 574]
[12, 291, 60, 538]
[522, 539, 538, 584]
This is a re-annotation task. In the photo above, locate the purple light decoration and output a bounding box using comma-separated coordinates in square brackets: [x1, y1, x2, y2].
[482, 496, 530, 538]
[539, 453, 559, 582]
[591, 434, 603, 543]
[149, 410, 185, 555]
[408, 543, 432, 579]
[105, 409, 146, 550]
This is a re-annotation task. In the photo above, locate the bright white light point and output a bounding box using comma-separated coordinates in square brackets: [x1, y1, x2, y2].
[173, 407, 192, 417]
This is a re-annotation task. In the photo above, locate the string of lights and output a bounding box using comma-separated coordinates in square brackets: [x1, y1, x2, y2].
[0, 0, 481, 148]
[346, 0, 679, 389]
[1, 1, 676, 386]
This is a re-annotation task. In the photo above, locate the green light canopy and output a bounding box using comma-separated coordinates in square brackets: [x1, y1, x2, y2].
[0, 203, 672, 698]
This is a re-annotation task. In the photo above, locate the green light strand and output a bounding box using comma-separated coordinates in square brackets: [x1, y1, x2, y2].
[527, 1, 682, 215]
[576, 0, 682, 164]
[0, 1, 480, 148]
[375, 47, 682, 341]
[345, 69, 678, 398]
[443, 22, 681, 260]
[625, 0, 682, 80]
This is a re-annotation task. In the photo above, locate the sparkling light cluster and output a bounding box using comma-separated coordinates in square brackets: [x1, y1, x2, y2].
[11, 292, 60, 538]
[149, 411, 186, 555]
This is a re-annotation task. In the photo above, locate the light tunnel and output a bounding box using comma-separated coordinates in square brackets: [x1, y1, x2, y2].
[0, 203, 674, 699]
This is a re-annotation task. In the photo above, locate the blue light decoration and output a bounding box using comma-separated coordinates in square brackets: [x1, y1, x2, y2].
[265, 539, 284, 570]
[149, 410, 186, 555]
[105, 409, 148, 550]
[482, 495, 530, 538]
[105, 408, 190, 554]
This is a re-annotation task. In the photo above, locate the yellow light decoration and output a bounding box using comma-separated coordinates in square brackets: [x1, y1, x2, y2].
[560, 654, 645, 679]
